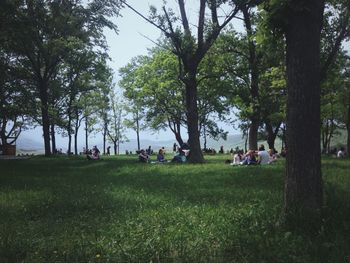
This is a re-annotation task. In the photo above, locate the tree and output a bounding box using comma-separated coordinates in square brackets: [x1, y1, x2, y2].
[120, 47, 231, 148]
[93, 59, 114, 154]
[0, 49, 33, 146]
[266, 0, 325, 221]
[59, 42, 99, 154]
[2, 0, 120, 156]
[123, 0, 242, 162]
[119, 56, 147, 151]
[108, 92, 127, 155]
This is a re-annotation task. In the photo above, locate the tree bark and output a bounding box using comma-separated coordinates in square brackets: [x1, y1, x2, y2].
[134, 111, 140, 151]
[67, 117, 72, 154]
[243, 6, 260, 151]
[85, 116, 89, 151]
[203, 124, 207, 150]
[1, 118, 7, 145]
[347, 102, 350, 154]
[114, 141, 117, 155]
[168, 118, 184, 147]
[248, 118, 259, 150]
[185, 76, 204, 163]
[51, 124, 56, 154]
[67, 97, 74, 154]
[103, 120, 107, 155]
[266, 121, 280, 150]
[284, 0, 324, 219]
[39, 81, 51, 156]
[74, 110, 80, 155]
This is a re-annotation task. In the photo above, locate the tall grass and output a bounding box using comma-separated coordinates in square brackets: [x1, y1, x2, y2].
[0, 155, 349, 262]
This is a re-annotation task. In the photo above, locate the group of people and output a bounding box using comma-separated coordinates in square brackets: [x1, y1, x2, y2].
[229, 145, 277, 166]
[138, 143, 190, 164]
[86, 145, 100, 160]
[139, 147, 168, 163]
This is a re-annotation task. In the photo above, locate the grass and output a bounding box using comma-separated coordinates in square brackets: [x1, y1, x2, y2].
[0, 154, 349, 262]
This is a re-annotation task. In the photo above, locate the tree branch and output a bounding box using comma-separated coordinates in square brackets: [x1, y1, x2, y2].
[178, 0, 190, 32]
[197, 0, 206, 49]
[120, 0, 170, 37]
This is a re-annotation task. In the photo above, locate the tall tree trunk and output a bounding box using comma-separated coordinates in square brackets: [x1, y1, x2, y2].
[347, 102, 350, 154]
[67, 119, 72, 154]
[284, 0, 324, 220]
[242, 6, 260, 151]
[85, 117, 89, 151]
[185, 76, 203, 163]
[1, 118, 7, 145]
[103, 123, 107, 155]
[117, 139, 120, 155]
[39, 81, 51, 156]
[67, 101, 73, 154]
[135, 111, 140, 151]
[321, 121, 328, 154]
[266, 122, 276, 150]
[248, 119, 259, 150]
[74, 125, 79, 155]
[114, 141, 117, 155]
[203, 125, 207, 150]
[74, 113, 79, 155]
[51, 124, 56, 154]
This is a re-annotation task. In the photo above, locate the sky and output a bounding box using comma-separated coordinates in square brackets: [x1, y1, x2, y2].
[21, 1, 240, 150]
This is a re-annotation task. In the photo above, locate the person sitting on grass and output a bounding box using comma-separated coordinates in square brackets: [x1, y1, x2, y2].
[268, 148, 278, 163]
[257, 144, 270, 165]
[157, 148, 167, 163]
[231, 150, 243, 165]
[337, 147, 346, 158]
[171, 148, 187, 163]
[87, 145, 100, 160]
[241, 150, 258, 165]
[139, 149, 149, 163]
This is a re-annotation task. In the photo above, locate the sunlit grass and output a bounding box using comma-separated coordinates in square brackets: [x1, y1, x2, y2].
[0, 155, 349, 262]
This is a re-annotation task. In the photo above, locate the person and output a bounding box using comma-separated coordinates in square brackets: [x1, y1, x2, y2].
[180, 142, 190, 157]
[139, 149, 149, 163]
[231, 150, 243, 165]
[106, 146, 111, 155]
[241, 150, 257, 165]
[171, 148, 187, 163]
[87, 145, 100, 160]
[146, 145, 152, 155]
[337, 147, 345, 158]
[173, 143, 177, 154]
[268, 148, 277, 163]
[157, 149, 167, 163]
[257, 145, 270, 165]
[219, 145, 224, 154]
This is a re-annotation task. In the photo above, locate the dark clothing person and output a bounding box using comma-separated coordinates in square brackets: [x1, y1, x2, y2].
[139, 150, 149, 163]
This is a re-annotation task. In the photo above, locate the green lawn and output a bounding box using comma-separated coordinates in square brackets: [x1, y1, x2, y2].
[0, 155, 349, 262]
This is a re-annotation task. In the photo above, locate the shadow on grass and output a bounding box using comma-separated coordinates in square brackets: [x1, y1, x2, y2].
[0, 156, 350, 262]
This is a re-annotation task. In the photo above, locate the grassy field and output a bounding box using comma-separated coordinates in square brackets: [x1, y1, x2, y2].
[0, 155, 349, 262]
